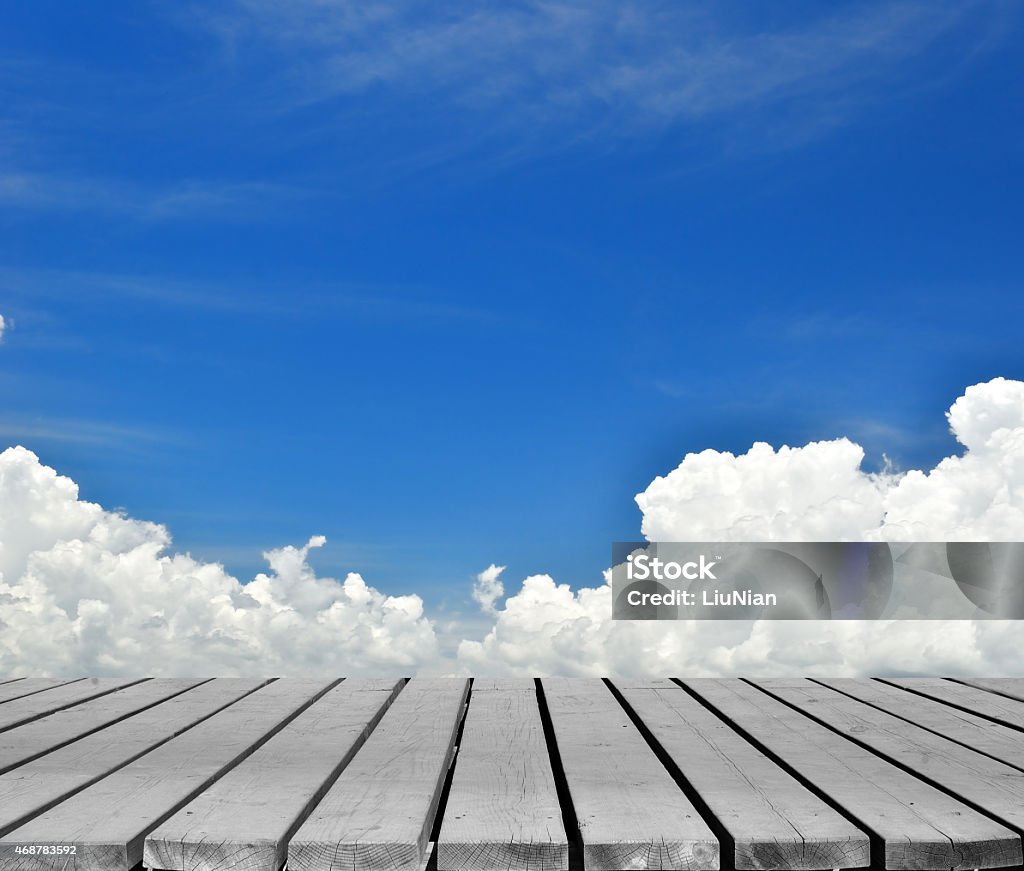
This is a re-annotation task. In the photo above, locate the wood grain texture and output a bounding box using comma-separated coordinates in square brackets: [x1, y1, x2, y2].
[541, 678, 719, 871]
[438, 681, 568, 871]
[1, 679, 331, 871]
[0, 678, 269, 842]
[681, 679, 1020, 870]
[466, 678, 536, 692]
[0, 680, 207, 775]
[2, 675, 1023, 871]
[143, 679, 401, 871]
[0, 679, 335, 871]
[0, 681, 82, 705]
[959, 678, 1024, 704]
[755, 679, 1024, 835]
[614, 679, 868, 871]
[0, 680, 144, 733]
[815, 678, 1024, 769]
[881, 678, 1024, 730]
[288, 678, 470, 871]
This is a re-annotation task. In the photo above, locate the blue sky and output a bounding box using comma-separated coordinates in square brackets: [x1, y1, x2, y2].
[1, 1, 1022, 603]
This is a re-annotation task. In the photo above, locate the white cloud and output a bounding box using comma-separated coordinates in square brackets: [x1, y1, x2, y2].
[194, 2, 995, 148]
[456, 581, 1018, 678]
[3, 377, 1024, 677]
[471, 564, 505, 615]
[0, 446, 441, 676]
[0, 313, 6, 342]
[459, 377, 1024, 676]
[637, 376, 1024, 542]
[637, 438, 893, 542]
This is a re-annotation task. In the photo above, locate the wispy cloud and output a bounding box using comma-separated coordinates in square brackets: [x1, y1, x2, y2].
[0, 415, 181, 449]
[0, 266, 504, 325]
[747, 306, 1014, 353]
[0, 172, 313, 221]
[185, 0, 1009, 148]
[0, 2, 1011, 212]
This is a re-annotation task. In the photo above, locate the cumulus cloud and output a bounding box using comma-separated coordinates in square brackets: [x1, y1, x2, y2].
[638, 437, 893, 542]
[3, 377, 1024, 677]
[459, 377, 1024, 677]
[637, 376, 1024, 542]
[0, 314, 6, 342]
[457, 582, 1021, 678]
[471, 564, 505, 615]
[0, 446, 441, 676]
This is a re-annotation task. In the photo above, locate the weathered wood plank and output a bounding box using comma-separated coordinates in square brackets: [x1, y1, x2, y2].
[815, 678, 1024, 769]
[143, 679, 401, 871]
[0, 679, 335, 871]
[467, 678, 536, 692]
[0, 680, 140, 729]
[0, 678, 269, 841]
[0, 680, 207, 775]
[0, 680, 84, 706]
[614, 679, 868, 870]
[681, 679, 1020, 870]
[882, 678, 1024, 730]
[541, 678, 719, 871]
[756, 679, 1024, 836]
[959, 678, 1024, 704]
[289, 678, 470, 871]
[438, 680, 568, 871]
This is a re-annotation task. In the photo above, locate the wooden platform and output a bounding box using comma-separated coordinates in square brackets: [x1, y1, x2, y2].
[0, 679, 1023, 871]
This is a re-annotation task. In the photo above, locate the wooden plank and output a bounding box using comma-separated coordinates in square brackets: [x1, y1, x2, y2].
[614, 679, 869, 870]
[882, 678, 1024, 730]
[0, 678, 269, 841]
[438, 680, 568, 871]
[289, 678, 470, 871]
[0, 679, 336, 871]
[959, 678, 1024, 704]
[0, 679, 144, 733]
[681, 679, 1020, 870]
[541, 678, 719, 871]
[815, 678, 1024, 769]
[468, 678, 536, 692]
[0, 680, 207, 775]
[0, 680, 84, 706]
[143, 679, 401, 871]
[756, 680, 1024, 836]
